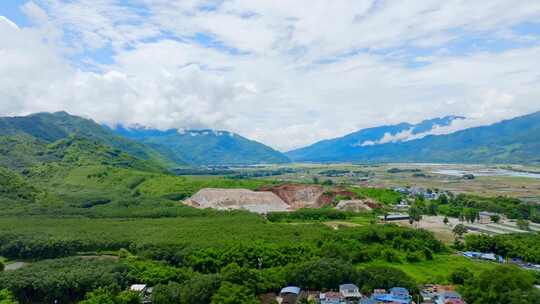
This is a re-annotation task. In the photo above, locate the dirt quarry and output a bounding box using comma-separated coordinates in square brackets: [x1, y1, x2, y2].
[260, 184, 326, 209]
[184, 188, 290, 214]
[184, 184, 369, 213]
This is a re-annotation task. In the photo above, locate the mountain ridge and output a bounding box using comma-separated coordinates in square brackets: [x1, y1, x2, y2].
[287, 115, 465, 161]
[0, 111, 179, 169]
[288, 111, 540, 164]
[112, 125, 291, 166]
[0, 111, 291, 167]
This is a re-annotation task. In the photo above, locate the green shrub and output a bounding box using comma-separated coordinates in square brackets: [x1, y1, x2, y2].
[449, 267, 473, 285]
[406, 252, 422, 263]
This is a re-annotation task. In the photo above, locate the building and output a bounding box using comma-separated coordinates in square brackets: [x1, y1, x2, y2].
[371, 287, 412, 304]
[463, 251, 504, 263]
[435, 291, 464, 304]
[394, 201, 410, 211]
[129, 284, 152, 304]
[339, 284, 362, 300]
[462, 251, 481, 259]
[480, 253, 497, 261]
[278, 286, 301, 304]
[319, 291, 344, 304]
[379, 213, 410, 222]
[394, 187, 410, 195]
[421, 285, 458, 304]
[478, 211, 500, 224]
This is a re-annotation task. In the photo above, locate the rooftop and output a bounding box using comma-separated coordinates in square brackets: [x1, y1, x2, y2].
[280, 286, 301, 295]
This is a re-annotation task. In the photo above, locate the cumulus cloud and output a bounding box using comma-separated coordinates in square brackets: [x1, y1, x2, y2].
[1, 1, 540, 151]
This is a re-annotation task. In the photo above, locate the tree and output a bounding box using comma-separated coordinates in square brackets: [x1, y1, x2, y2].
[0, 289, 18, 304]
[490, 214, 501, 224]
[118, 248, 131, 259]
[461, 266, 540, 304]
[79, 289, 115, 304]
[408, 206, 422, 227]
[439, 194, 449, 205]
[406, 252, 422, 263]
[517, 219, 530, 231]
[449, 267, 473, 285]
[180, 274, 222, 304]
[464, 208, 479, 223]
[210, 282, 258, 304]
[382, 249, 401, 263]
[151, 282, 182, 304]
[423, 248, 434, 261]
[427, 203, 438, 216]
[453, 224, 468, 238]
[79, 289, 140, 304]
[443, 216, 449, 225]
[322, 179, 334, 186]
[0, 261, 4, 272]
[356, 266, 418, 296]
[220, 263, 263, 293]
[115, 292, 141, 304]
[287, 258, 358, 290]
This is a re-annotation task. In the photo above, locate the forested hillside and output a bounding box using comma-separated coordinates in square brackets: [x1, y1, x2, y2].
[288, 111, 540, 164]
[0, 112, 180, 169]
[113, 127, 290, 165]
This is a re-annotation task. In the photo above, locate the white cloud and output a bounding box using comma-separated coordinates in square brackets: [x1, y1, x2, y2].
[1, 1, 540, 151]
[0, 16, 20, 29]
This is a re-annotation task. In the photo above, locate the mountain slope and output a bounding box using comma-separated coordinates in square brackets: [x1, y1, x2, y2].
[0, 112, 181, 169]
[113, 127, 290, 165]
[0, 166, 42, 205]
[288, 112, 540, 164]
[287, 115, 464, 162]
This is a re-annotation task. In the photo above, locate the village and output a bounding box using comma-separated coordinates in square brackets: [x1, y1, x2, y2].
[127, 282, 466, 304]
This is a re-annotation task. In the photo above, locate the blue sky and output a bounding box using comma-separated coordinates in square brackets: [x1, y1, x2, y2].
[0, 1, 30, 27]
[1, 1, 540, 150]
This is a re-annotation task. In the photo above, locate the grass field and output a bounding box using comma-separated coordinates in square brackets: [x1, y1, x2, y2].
[359, 254, 499, 284]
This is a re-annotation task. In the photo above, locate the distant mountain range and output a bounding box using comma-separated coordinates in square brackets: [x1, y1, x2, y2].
[287, 115, 465, 161]
[0, 112, 290, 169]
[287, 111, 540, 164]
[112, 126, 290, 166]
[2, 111, 540, 168]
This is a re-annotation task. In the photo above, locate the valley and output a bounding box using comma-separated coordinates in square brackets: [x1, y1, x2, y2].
[242, 163, 540, 201]
[3, 2, 540, 302]
[1, 112, 540, 304]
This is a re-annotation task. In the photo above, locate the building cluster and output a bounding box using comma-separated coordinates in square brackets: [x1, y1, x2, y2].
[275, 284, 465, 304]
[393, 187, 441, 200]
[420, 285, 465, 304]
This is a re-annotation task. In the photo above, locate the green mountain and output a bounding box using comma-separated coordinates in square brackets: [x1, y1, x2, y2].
[0, 111, 278, 216]
[288, 111, 540, 164]
[287, 116, 464, 162]
[0, 166, 41, 205]
[0, 112, 181, 170]
[113, 127, 290, 165]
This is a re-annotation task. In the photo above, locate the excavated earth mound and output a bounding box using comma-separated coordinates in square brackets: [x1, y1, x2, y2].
[336, 199, 374, 212]
[184, 188, 290, 214]
[261, 184, 326, 209]
[317, 190, 358, 206]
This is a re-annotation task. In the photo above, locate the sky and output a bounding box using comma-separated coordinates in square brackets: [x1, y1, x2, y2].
[1, 1, 540, 151]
